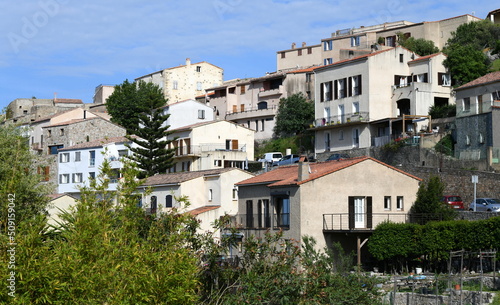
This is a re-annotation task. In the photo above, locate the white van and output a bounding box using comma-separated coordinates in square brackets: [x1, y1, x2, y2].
[258, 152, 283, 164]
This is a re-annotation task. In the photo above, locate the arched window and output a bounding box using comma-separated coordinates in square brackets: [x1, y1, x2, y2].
[150, 196, 157, 214]
[165, 195, 173, 208]
[257, 101, 268, 110]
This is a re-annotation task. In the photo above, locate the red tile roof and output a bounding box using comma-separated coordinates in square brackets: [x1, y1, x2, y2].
[186, 205, 220, 216]
[408, 52, 444, 63]
[236, 156, 421, 187]
[456, 71, 500, 90]
[141, 168, 249, 187]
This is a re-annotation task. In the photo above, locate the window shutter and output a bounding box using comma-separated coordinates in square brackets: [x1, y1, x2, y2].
[232, 140, 238, 150]
[328, 81, 333, 101]
[320, 83, 324, 102]
[348, 197, 355, 230]
[334, 80, 338, 100]
[394, 75, 399, 85]
[438, 73, 443, 85]
[348, 77, 352, 97]
[367, 196, 373, 229]
[342, 78, 347, 97]
[358, 75, 362, 95]
[413, 75, 417, 82]
[424, 73, 428, 83]
[44, 166, 50, 181]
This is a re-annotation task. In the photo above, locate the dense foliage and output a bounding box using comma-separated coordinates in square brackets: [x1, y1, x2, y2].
[428, 104, 456, 119]
[443, 20, 500, 86]
[126, 107, 176, 179]
[0, 125, 52, 231]
[369, 217, 500, 273]
[106, 80, 168, 133]
[397, 32, 439, 56]
[273, 92, 314, 138]
[409, 175, 455, 222]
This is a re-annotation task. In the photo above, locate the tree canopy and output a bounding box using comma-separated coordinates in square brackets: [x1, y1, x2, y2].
[397, 33, 439, 56]
[409, 175, 455, 222]
[106, 80, 167, 133]
[273, 92, 314, 138]
[443, 20, 500, 86]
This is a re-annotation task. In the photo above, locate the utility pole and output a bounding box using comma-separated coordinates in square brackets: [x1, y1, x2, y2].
[472, 175, 478, 211]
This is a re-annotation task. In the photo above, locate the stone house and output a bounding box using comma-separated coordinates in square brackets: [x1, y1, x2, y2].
[138, 168, 254, 234]
[5, 97, 84, 125]
[234, 156, 421, 263]
[454, 71, 500, 170]
[135, 58, 224, 104]
[311, 47, 452, 154]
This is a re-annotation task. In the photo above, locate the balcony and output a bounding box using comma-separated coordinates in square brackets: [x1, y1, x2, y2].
[172, 143, 248, 157]
[323, 213, 452, 231]
[257, 86, 283, 98]
[225, 105, 278, 121]
[313, 112, 369, 128]
[227, 213, 290, 230]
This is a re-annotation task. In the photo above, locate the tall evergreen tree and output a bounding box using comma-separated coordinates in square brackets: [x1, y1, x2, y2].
[273, 92, 314, 138]
[126, 107, 176, 179]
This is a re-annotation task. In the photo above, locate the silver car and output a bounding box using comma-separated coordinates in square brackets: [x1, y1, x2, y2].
[469, 198, 500, 212]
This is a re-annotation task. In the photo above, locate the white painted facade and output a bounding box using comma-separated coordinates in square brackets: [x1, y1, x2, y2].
[160, 99, 214, 130]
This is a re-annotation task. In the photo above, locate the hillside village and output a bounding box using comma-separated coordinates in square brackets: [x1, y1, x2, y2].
[3, 8, 500, 270]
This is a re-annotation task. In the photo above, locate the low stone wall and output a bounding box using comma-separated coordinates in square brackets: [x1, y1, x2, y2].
[389, 290, 495, 305]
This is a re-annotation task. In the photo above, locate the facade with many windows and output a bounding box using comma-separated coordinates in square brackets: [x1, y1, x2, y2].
[312, 47, 452, 153]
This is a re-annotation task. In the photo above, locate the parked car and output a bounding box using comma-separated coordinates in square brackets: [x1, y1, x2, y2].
[442, 195, 464, 210]
[272, 154, 300, 167]
[469, 198, 500, 212]
[257, 152, 283, 164]
[326, 153, 350, 161]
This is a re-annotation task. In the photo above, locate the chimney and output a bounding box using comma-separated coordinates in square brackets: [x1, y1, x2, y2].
[298, 156, 309, 182]
[186, 58, 191, 66]
[302, 42, 307, 47]
[291, 42, 296, 49]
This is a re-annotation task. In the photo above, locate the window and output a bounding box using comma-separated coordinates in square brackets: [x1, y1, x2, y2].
[232, 187, 237, 200]
[336, 78, 347, 99]
[240, 85, 246, 94]
[493, 91, 500, 101]
[255, 120, 259, 131]
[386, 35, 396, 47]
[351, 36, 360, 47]
[352, 129, 359, 146]
[297, 49, 302, 56]
[246, 200, 254, 228]
[323, 58, 333, 65]
[339, 130, 344, 140]
[438, 73, 451, 86]
[165, 195, 173, 208]
[352, 102, 360, 114]
[397, 196, 404, 210]
[274, 197, 290, 228]
[75, 151, 81, 162]
[323, 40, 333, 51]
[414, 73, 428, 83]
[257, 199, 271, 228]
[72, 173, 83, 183]
[196, 82, 202, 91]
[384, 196, 391, 210]
[60, 153, 70, 163]
[118, 149, 128, 157]
[48, 130, 52, 137]
[198, 109, 205, 119]
[463, 97, 471, 112]
[350, 75, 362, 96]
[307, 47, 312, 54]
[214, 160, 222, 167]
[38, 166, 50, 181]
[325, 132, 330, 151]
[280, 52, 286, 59]
[49, 145, 63, 155]
[173, 80, 178, 90]
[399, 54, 404, 63]
[196, 65, 201, 72]
[150, 196, 157, 214]
[60, 128, 64, 136]
[209, 189, 213, 201]
[320, 81, 332, 102]
[89, 150, 96, 167]
[59, 174, 69, 184]
[89, 172, 95, 180]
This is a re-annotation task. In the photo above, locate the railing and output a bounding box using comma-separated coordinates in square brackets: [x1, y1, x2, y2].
[313, 112, 369, 128]
[323, 213, 455, 231]
[172, 144, 247, 157]
[226, 213, 289, 229]
[226, 105, 278, 115]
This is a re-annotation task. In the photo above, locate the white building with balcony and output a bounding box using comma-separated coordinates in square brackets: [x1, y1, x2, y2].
[167, 120, 255, 171]
[57, 136, 132, 196]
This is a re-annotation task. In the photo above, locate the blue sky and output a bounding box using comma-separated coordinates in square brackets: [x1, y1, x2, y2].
[0, 0, 495, 110]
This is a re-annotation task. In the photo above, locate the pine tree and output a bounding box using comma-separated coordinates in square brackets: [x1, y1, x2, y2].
[126, 107, 176, 179]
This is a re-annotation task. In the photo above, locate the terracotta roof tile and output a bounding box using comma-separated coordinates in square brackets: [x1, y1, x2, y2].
[141, 168, 248, 187]
[186, 206, 220, 216]
[456, 71, 500, 90]
[236, 156, 421, 187]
